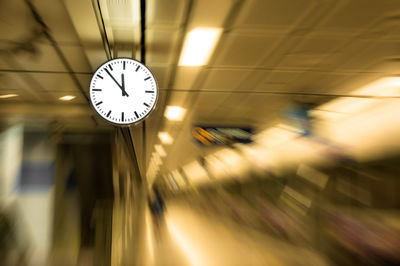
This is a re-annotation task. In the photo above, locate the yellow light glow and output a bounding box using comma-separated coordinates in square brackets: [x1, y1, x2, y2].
[0, 94, 18, 99]
[166, 218, 205, 266]
[59, 95, 76, 101]
[155, 144, 167, 157]
[182, 161, 210, 184]
[309, 109, 347, 121]
[164, 106, 186, 121]
[158, 132, 173, 144]
[215, 148, 248, 176]
[351, 77, 400, 97]
[318, 97, 381, 114]
[152, 152, 163, 166]
[145, 210, 154, 265]
[255, 125, 298, 148]
[179, 27, 222, 66]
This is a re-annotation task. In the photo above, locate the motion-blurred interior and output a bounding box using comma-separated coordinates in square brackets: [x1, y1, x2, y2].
[1, 0, 400, 265]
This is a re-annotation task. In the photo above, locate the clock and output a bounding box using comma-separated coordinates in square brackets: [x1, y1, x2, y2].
[89, 58, 158, 125]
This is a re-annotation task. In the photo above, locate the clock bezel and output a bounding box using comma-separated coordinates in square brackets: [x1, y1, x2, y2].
[89, 57, 159, 127]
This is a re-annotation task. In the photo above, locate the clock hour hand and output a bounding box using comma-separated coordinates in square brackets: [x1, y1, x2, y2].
[121, 74, 129, 97]
[104, 69, 129, 97]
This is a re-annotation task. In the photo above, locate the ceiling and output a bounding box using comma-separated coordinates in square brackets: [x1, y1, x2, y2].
[1, 0, 400, 181]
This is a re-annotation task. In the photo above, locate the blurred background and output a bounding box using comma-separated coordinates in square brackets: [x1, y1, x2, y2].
[1, 0, 400, 265]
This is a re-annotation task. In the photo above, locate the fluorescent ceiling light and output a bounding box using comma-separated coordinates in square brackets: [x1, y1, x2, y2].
[351, 77, 400, 97]
[155, 144, 167, 157]
[154, 153, 163, 166]
[59, 95, 76, 101]
[179, 27, 222, 66]
[309, 109, 347, 121]
[158, 132, 173, 145]
[0, 94, 18, 99]
[164, 106, 186, 121]
[318, 97, 381, 114]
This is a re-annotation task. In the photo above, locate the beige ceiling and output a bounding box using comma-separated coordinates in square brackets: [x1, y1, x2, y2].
[1, 0, 400, 177]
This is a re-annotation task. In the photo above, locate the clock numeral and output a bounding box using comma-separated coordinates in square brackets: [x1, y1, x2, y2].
[107, 110, 112, 117]
[143, 103, 150, 108]
[145, 90, 153, 93]
[144, 77, 151, 81]
[121, 112, 124, 122]
[135, 65, 140, 72]
[95, 101, 103, 106]
[123, 61, 126, 70]
[93, 89, 102, 92]
[97, 74, 103, 79]
[108, 64, 113, 71]
[134, 111, 139, 119]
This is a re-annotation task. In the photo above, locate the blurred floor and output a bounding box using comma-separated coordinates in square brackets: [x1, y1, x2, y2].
[144, 199, 329, 266]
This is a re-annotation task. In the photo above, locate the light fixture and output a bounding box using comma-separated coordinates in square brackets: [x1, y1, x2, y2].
[178, 27, 222, 66]
[152, 152, 163, 166]
[0, 94, 18, 99]
[318, 97, 381, 115]
[59, 95, 76, 101]
[155, 144, 167, 157]
[164, 106, 186, 121]
[351, 77, 400, 97]
[158, 132, 173, 145]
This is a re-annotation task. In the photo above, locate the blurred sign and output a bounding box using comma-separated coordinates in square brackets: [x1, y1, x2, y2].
[192, 126, 253, 146]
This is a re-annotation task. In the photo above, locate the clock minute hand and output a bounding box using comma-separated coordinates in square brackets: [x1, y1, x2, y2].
[104, 69, 129, 97]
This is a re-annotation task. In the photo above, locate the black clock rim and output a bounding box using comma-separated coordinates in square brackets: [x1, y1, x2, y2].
[89, 57, 159, 127]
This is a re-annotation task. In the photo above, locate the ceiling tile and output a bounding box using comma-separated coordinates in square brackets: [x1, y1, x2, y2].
[213, 33, 280, 67]
[369, 59, 400, 75]
[31, 73, 78, 92]
[2, 41, 67, 72]
[76, 74, 92, 97]
[233, 0, 317, 30]
[192, 92, 230, 113]
[319, 0, 400, 31]
[0, 0, 35, 42]
[277, 53, 326, 69]
[235, 70, 269, 91]
[284, 72, 341, 94]
[166, 90, 191, 107]
[381, 19, 400, 41]
[148, 0, 187, 28]
[33, 0, 82, 44]
[60, 45, 92, 73]
[340, 40, 400, 71]
[148, 65, 171, 89]
[201, 69, 252, 91]
[291, 34, 348, 55]
[147, 29, 179, 64]
[205, 93, 252, 119]
[253, 83, 288, 93]
[0, 72, 43, 101]
[264, 71, 302, 84]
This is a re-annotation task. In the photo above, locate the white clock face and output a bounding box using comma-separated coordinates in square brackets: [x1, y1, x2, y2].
[89, 58, 158, 125]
